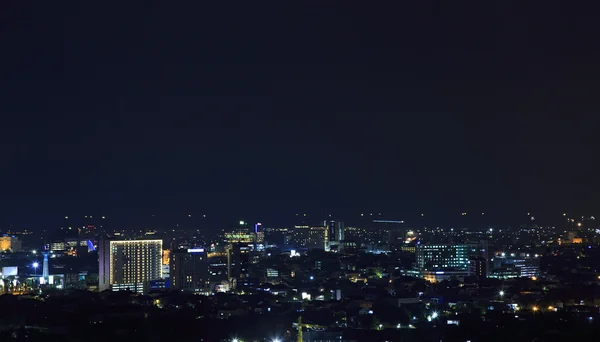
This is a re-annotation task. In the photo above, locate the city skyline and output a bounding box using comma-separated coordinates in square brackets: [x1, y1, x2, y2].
[2, 2, 600, 341]
[0, 209, 596, 234]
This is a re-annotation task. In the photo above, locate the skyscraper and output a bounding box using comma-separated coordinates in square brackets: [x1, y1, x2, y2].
[170, 248, 209, 292]
[99, 239, 162, 293]
[226, 243, 250, 286]
[326, 221, 345, 242]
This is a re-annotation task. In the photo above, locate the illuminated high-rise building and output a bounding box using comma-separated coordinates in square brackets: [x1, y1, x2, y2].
[226, 243, 250, 285]
[307, 227, 326, 250]
[170, 248, 209, 292]
[416, 244, 470, 271]
[98, 239, 162, 293]
[325, 221, 345, 242]
[254, 223, 264, 244]
[415, 243, 487, 282]
[162, 249, 171, 280]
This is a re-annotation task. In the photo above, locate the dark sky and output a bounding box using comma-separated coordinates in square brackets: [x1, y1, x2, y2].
[1, 1, 599, 229]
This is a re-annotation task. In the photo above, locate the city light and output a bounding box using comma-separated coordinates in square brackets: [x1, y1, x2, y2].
[32, 262, 39, 268]
[431, 311, 438, 319]
[532, 306, 539, 312]
[499, 290, 505, 297]
[271, 338, 281, 342]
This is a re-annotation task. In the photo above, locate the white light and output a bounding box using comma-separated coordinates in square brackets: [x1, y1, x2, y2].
[271, 338, 281, 342]
[32, 250, 37, 254]
[499, 291, 505, 297]
[232, 339, 239, 342]
[432, 311, 438, 319]
[32, 262, 39, 268]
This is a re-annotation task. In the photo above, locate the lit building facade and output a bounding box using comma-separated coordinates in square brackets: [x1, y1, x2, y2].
[170, 248, 209, 292]
[308, 227, 326, 250]
[224, 231, 254, 244]
[326, 221, 345, 242]
[98, 239, 162, 293]
[344, 226, 366, 243]
[291, 225, 310, 248]
[417, 244, 470, 270]
[290, 226, 327, 249]
[226, 243, 250, 285]
[468, 256, 487, 279]
[0, 236, 22, 252]
[491, 254, 540, 279]
[416, 244, 470, 282]
[264, 227, 291, 246]
[162, 249, 171, 279]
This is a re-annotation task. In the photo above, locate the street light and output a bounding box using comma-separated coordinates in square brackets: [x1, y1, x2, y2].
[32, 262, 39, 276]
[499, 290, 505, 297]
[271, 339, 281, 342]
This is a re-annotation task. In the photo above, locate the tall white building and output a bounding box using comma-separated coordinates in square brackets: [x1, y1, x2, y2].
[99, 239, 162, 293]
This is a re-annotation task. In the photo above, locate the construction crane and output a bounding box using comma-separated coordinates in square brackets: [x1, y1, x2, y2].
[297, 316, 303, 342]
[294, 314, 326, 342]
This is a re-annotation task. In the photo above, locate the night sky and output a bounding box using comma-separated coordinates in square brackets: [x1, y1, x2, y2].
[1, 2, 599, 230]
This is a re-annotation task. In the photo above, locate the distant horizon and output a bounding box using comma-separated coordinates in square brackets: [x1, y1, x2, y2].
[0, 209, 593, 233]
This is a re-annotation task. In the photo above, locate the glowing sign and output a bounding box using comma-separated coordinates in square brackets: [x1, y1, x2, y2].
[2, 266, 17, 276]
[187, 248, 205, 253]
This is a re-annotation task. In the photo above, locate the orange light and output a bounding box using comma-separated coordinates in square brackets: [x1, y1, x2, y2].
[532, 306, 539, 312]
